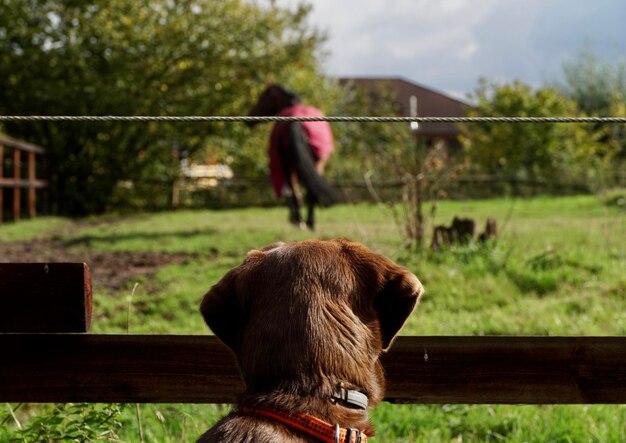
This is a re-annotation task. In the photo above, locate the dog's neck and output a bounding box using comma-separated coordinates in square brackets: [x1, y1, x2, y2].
[235, 337, 386, 437]
[238, 386, 375, 436]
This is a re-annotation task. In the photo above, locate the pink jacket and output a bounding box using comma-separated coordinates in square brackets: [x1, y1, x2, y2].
[268, 104, 335, 198]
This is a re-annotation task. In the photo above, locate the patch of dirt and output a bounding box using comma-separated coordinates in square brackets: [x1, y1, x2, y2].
[0, 239, 195, 292]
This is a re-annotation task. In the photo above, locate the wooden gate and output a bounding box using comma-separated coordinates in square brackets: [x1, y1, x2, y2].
[0, 134, 47, 223]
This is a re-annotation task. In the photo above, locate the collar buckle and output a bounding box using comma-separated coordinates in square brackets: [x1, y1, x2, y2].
[335, 424, 362, 443]
[331, 387, 369, 410]
[346, 427, 363, 443]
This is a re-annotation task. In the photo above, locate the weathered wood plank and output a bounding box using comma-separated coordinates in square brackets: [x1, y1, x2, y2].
[0, 144, 3, 223]
[382, 336, 626, 404]
[27, 152, 36, 218]
[0, 134, 45, 154]
[0, 335, 623, 404]
[0, 178, 48, 188]
[0, 263, 92, 332]
[12, 148, 20, 221]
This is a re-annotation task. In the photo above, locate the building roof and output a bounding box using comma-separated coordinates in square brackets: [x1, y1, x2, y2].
[338, 77, 470, 138]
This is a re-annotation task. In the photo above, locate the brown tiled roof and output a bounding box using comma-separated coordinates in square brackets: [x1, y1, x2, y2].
[339, 77, 470, 138]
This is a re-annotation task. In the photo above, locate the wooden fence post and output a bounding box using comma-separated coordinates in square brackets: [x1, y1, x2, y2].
[0, 263, 92, 332]
[28, 151, 36, 218]
[0, 144, 3, 224]
[13, 148, 20, 221]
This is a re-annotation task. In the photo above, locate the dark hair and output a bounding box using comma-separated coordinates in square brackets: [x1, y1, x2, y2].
[273, 84, 301, 105]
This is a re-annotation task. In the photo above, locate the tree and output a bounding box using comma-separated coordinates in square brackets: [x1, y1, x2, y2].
[560, 47, 626, 117]
[460, 79, 613, 188]
[0, 0, 325, 214]
[559, 47, 626, 165]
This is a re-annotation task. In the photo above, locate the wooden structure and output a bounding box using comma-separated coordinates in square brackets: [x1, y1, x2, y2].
[0, 134, 47, 223]
[1, 264, 625, 405]
[3, 334, 624, 404]
[0, 263, 92, 333]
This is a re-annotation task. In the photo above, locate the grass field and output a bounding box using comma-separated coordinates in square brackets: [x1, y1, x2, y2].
[1, 194, 625, 442]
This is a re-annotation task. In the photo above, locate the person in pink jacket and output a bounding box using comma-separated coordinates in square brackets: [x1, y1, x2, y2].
[248, 84, 342, 230]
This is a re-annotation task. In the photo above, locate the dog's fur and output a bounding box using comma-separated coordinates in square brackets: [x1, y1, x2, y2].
[197, 239, 423, 442]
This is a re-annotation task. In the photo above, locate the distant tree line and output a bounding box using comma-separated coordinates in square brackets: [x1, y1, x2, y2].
[461, 48, 625, 189]
[0, 0, 334, 214]
[1, 1, 623, 215]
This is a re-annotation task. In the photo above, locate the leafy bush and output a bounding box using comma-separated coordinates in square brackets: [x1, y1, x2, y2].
[460, 79, 616, 189]
[4, 403, 126, 442]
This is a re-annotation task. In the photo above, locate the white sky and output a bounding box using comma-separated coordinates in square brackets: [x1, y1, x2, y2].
[275, 0, 626, 100]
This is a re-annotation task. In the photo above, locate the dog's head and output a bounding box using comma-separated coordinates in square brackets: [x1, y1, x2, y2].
[200, 239, 423, 405]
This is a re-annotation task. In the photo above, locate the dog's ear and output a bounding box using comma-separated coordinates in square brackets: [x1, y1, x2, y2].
[338, 239, 424, 351]
[199, 266, 242, 350]
[374, 263, 423, 351]
[200, 249, 267, 349]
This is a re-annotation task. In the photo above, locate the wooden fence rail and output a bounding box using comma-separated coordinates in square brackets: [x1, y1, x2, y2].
[1, 335, 624, 404]
[0, 134, 46, 223]
[1, 263, 624, 405]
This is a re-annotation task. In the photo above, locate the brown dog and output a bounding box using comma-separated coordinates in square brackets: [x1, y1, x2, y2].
[197, 239, 423, 442]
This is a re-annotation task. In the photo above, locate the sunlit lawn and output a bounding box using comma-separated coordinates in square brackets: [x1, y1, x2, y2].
[1, 194, 624, 442]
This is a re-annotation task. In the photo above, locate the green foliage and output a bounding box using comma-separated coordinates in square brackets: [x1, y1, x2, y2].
[559, 47, 626, 167]
[461, 79, 616, 188]
[560, 47, 626, 118]
[0, 0, 326, 214]
[3, 403, 126, 442]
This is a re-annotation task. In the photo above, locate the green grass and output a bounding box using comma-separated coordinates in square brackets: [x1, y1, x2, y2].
[1, 194, 625, 442]
[0, 216, 70, 242]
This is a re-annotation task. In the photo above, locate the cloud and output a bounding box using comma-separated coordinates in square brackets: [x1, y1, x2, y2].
[274, 0, 626, 96]
[458, 42, 479, 61]
[302, 0, 498, 83]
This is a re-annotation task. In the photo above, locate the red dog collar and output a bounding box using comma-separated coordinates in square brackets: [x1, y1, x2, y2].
[240, 407, 367, 443]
